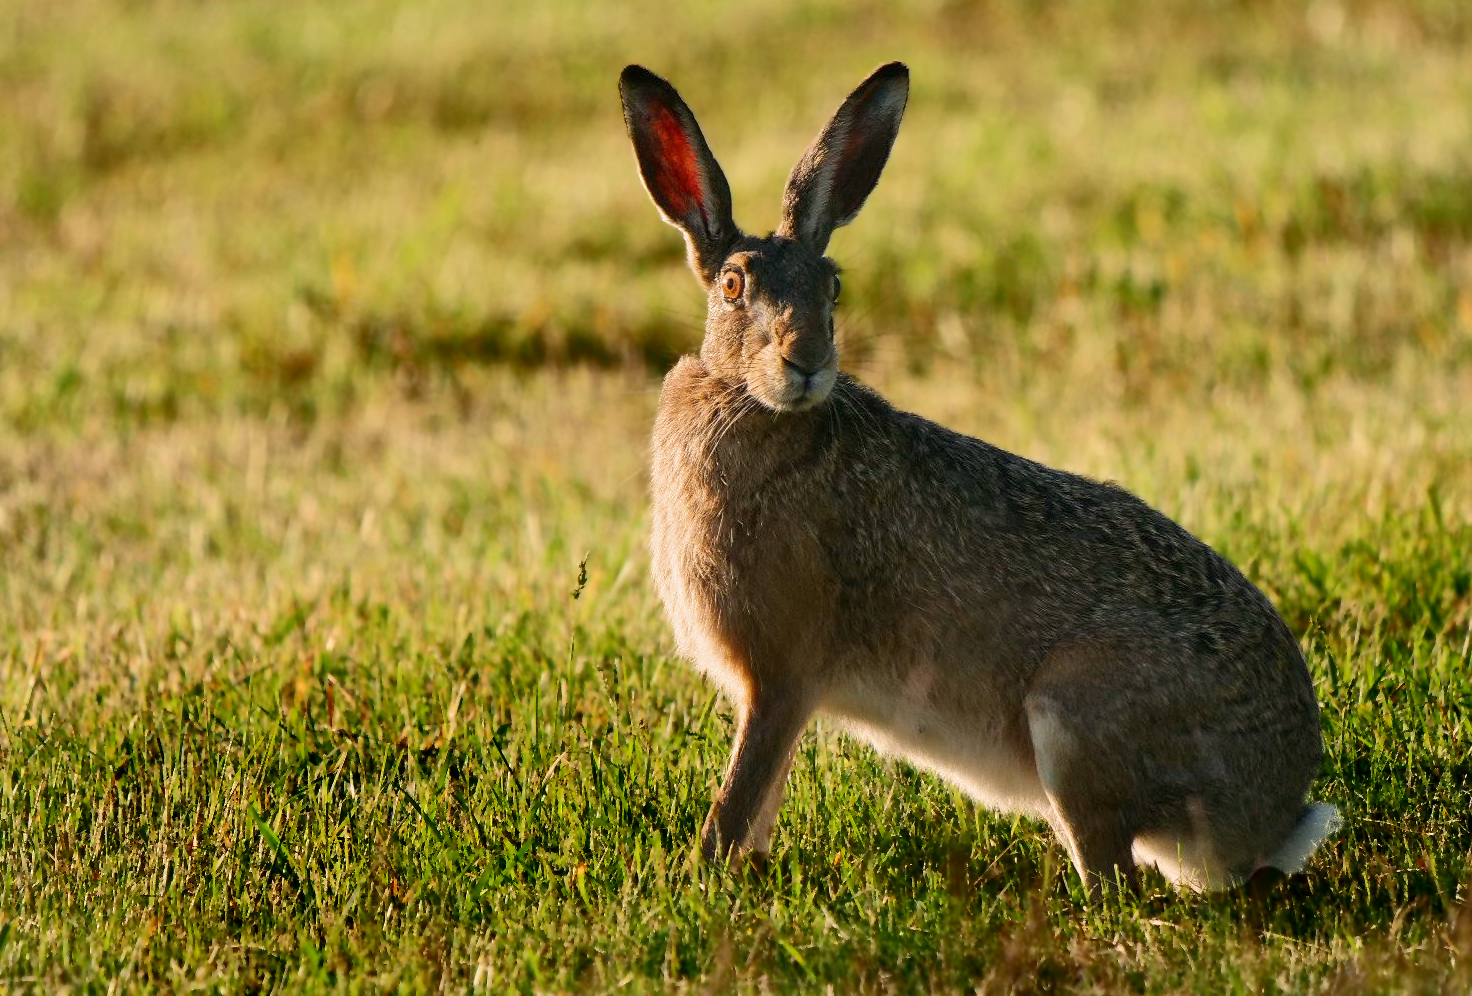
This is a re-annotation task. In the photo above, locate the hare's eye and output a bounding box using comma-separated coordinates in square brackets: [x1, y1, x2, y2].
[721, 269, 745, 301]
[832, 274, 842, 304]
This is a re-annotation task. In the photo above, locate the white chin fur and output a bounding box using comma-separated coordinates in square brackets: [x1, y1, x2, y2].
[754, 366, 837, 412]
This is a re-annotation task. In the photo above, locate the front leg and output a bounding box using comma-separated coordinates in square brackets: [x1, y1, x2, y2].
[701, 689, 812, 863]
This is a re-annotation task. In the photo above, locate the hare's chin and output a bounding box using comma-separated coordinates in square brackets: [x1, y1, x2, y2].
[789, 380, 835, 411]
[752, 370, 836, 412]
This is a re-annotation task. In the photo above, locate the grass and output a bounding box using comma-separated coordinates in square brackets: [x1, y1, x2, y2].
[2, 0, 1471, 991]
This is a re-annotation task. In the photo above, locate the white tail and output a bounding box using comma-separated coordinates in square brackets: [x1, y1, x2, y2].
[1264, 803, 1342, 873]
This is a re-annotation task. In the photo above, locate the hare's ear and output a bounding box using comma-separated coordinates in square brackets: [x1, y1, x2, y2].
[778, 62, 908, 254]
[620, 65, 738, 285]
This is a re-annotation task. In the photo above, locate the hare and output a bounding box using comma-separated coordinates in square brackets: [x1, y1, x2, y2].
[619, 61, 1338, 896]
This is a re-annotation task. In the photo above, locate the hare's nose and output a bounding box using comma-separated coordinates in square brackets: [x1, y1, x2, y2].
[781, 355, 818, 379]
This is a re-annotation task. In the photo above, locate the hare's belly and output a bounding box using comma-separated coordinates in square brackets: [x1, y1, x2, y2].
[821, 666, 1051, 818]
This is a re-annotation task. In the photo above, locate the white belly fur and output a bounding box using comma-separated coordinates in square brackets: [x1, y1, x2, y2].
[821, 668, 1052, 819]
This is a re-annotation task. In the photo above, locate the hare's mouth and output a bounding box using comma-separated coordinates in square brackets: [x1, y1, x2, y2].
[750, 354, 838, 412]
[787, 368, 837, 411]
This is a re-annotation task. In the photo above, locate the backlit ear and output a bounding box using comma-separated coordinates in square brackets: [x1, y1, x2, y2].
[619, 65, 738, 284]
[778, 62, 908, 254]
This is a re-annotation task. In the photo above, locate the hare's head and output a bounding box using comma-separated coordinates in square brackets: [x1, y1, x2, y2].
[620, 63, 908, 412]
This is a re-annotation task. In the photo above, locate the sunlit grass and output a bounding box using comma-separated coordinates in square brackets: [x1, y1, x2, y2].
[2, 0, 1471, 991]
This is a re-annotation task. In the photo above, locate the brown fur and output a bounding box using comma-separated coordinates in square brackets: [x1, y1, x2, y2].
[621, 62, 1338, 896]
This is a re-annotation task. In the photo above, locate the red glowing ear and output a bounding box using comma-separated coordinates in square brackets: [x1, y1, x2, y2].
[638, 103, 705, 227]
[620, 66, 737, 284]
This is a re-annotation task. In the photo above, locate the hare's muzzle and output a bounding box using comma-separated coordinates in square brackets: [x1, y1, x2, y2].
[775, 343, 838, 410]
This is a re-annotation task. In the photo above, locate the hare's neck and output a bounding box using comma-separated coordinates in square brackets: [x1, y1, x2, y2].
[691, 385, 807, 474]
[655, 364, 827, 490]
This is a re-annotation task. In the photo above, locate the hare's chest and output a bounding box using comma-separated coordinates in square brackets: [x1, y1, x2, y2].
[650, 464, 829, 705]
[650, 493, 756, 706]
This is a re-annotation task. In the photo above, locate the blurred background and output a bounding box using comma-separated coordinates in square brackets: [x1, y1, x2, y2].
[3, 0, 1470, 428]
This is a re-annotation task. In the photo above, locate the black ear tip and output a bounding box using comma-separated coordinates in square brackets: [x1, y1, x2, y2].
[620, 64, 667, 96]
[856, 61, 909, 100]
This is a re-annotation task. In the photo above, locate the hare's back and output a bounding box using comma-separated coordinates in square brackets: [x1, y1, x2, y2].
[824, 384, 1315, 705]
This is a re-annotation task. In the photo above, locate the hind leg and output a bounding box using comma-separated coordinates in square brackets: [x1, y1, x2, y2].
[1023, 632, 1279, 893]
[1026, 695, 1140, 897]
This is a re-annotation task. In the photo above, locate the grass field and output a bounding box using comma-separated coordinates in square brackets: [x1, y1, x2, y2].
[3, 0, 1472, 991]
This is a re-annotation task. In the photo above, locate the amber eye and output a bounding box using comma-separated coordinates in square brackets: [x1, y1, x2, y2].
[721, 269, 745, 301]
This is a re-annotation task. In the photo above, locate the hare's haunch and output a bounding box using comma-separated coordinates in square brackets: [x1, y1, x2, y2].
[620, 62, 1338, 896]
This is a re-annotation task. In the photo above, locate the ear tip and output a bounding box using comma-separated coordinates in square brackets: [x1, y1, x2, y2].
[876, 61, 910, 84]
[860, 61, 910, 102]
[620, 64, 667, 97]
